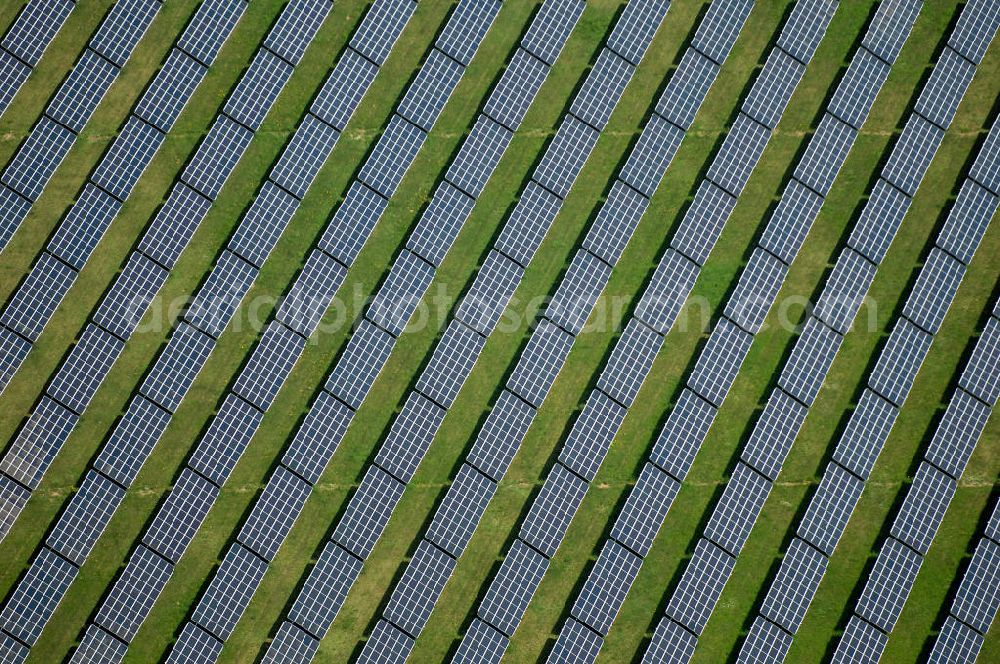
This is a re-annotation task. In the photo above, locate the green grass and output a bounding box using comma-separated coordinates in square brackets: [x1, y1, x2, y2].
[0, 1, 997, 662]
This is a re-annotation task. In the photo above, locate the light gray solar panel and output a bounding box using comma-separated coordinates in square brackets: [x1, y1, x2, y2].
[725, 248, 787, 334]
[862, 0, 921, 64]
[186, 394, 264, 486]
[891, 462, 956, 555]
[233, 321, 307, 410]
[325, 320, 395, 409]
[690, 0, 753, 64]
[572, 540, 641, 635]
[742, 48, 804, 129]
[384, 540, 456, 635]
[0, 475, 30, 541]
[688, 318, 753, 407]
[454, 249, 523, 335]
[134, 49, 207, 131]
[665, 538, 735, 634]
[319, 182, 388, 265]
[829, 49, 891, 130]
[467, 389, 536, 480]
[938, 180, 998, 265]
[264, 0, 331, 65]
[484, 48, 549, 131]
[832, 616, 886, 664]
[777, 0, 837, 63]
[814, 248, 877, 334]
[3, 0, 74, 65]
[46, 184, 121, 269]
[311, 49, 379, 130]
[1, 252, 78, 340]
[904, 248, 965, 334]
[606, 0, 670, 65]
[832, 389, 898, 480]
[276, 249, 347, 337]
[479, 540, 548, 635]
[848, 179, 912, 264]
[92, 253, 167, 340]
[140, 322, 215, 412]
[571, 49, 634, 130]
[92, 117, 166, 200]
[0, 547, 77, 644]
[46, 49, 119, 132]
[495, 182, 563, 266]
[373, 393, 446, 482]
[794, 114, 856, 196]
[507, 318, 575, 407]
[741, 389, 807, 480]
[868, 318, 933, 406]
[759, 179, 824, 264]
[282, 390, 354, 484]
[426, 463, 497, 556]
[671, 181, 737, 265]
[705, 463, 772, 555]
[2, 117, 75, 200]
[398, 49, 465, 131]
[416, 320, 486, 408]
[917, 48, 977, 130]
[191, 543, 268, 640]
[959, 317, 1000, 405]
[883, 115, 944, 196]
[224, 49, 293, 130]
[261, 622, 319, 664]
[611, 462, 679, 557]
[454, 619, 509, 664]
[779, 316, 842, 406]
[534, 115, 601, 198]
[93, 396, 171, 486]
[366, 249, 435, 336]
[925, 389, 991, 479]
[447, 116, 513, 198]
[70, 625, 127, 664]
[350, 0, 416, 65]
[929, 617, 983, 664]
[856, 537, 923, 631]
[797, 462, 864, 555]
[948, 0, 1000, 64]
[633, 249, 699, 334]
[547, 249, 613, 335]
[269, 114, 340, 199]
[137, 183, 211, 269]
[619, 113, 684, 198]
[519, 463, 587, 557]
[597, 318, 662, 407]
[47, 470, 125, 564]
[143, 469, 219, 562]
[177, 0, 246, 66]
[182, 115, 255, 199]
[644, 618, 697, 664]
[166, 623, 223, 664]
[434, 0, 500, 66]
[47, 323, 124, 413]
[520, 0, 583, 65]
[709, 114, 771, 197]
[650, 388, 717, 481]
[357, 619, 414, 664]
[238, 466, 311, 560]
[760, 537, 827, 632]
[737, 617, 793, 664]
[333, 466, 405, 558]
[95, 545, 173, 640]
[559, 390, 627, 481]
[407, 182, 475, 266]
[655, 49, 718, 130]
[289, 541, 363, 637]
[0, 396, 77, 489]
[228, 182, 299, 268]
[585, 181, 650, 267]
[548, 618, 603, 663]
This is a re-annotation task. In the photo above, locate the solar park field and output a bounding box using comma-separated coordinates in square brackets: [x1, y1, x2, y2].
[0, 0, 998, 662]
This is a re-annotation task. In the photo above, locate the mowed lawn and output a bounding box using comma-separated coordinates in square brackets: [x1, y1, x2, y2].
[0, 1, 996, 663]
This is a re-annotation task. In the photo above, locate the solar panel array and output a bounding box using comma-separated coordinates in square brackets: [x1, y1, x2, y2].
[0, 0, 76, 121]
[0, 0, 165, 250]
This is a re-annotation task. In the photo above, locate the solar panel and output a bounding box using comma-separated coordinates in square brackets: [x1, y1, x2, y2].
[916, 48, 977, 130]
[741, 388, 808, 480]
[484, 48, 549, 131]
[868, 318, 933, 406]
[93, 396, 171, 486]
[689, 0, 753, 65]
[890, 462, 956, 556]
[925, 389, 991, 479]
[0, 396, 77, 489]
[269, 114, 340, 199]
[725, 248, 787, 334]
[263, 0, 331, 65]
[546, 249, 613, 335]
[238, 466, 311, 561]
[813, 248, 877, 334]
[742, 49, 804, 129]
[495, 182, 563, 266]
[937, 181, 998, 265]
[970, 124, 1000, 194]
[184, 250, 258, 338]
[426, 463, 497, 557]
[610, 462, 679, 558]
[951, 538, 1000, 633]
[276, 249, 347, 337]
[831, 616, 886, 664]
[288, 541, 362, 638]
[478, 540, 549, 635]
[559, 391, 627, 481]
[358, 115, 427, 198]
[597, 318, 662, 407]
[281, 390, 354, 484]
[261, 622, 319, 664]
[959, 316, 1000, 404]
[737, 618, 793, 664]
[454, 249, 523, 335]
[93, 0, 168, 65]
[92, 117, 166, 200]
[777, 0, 836, 63]
[310, 49, 379, 131]
[373, 393, 446, 482]
[644, 618, 697, 664]
[688, 318, 754, 407]
[862, 0, 921, 64]
[416, 320, 486, 408]
[519, 0, 583, 65]
[707, 114, 771, 197]
[571, 49, 634, 130]
[794, 114, 856, 196]
[226, 49, 295, 130]
[831, 389, 898, 480]
[232, 321, 308, 410]
[572, 540, 641, 634]
[548, 618, 603, 663]
[47, 324, 124, 413]
[333, 466, 406, 558]
[166, 623, 223, 664]
[606, 0, 670, 64]
[191, 543, 268, 640]
[0, 185, 33, 249]
[1, 252, 78, 340]
[506, 319, 575, 407]
[0, 547, 77, 644]
[182, 116, 254, 199]
[671, 181, 738, 265]
[356, 620, 414, 664]
[92, 253, 167, 340]
[407, 182, 475, 266]
[447, 116, 514, 197]
[319, 182, 388, 265]
[929, 617, 983, 664]
[987, 499, 1000, 544]
[384, 541, 456, 635]
[649, 388, 717, 481]
[583, 181, 649, 265]
[633, 249, 699, 334]
[2, 117, 75, 200]
[453, 619, 509, 664]
[760, 537, 827, 632]
[948, 0, 1000, 64]
[177, 0, 246, 66]
[2, 0, 74, 65]
[134, 50, 207, 131]
[779, 316, 843, 406]
[349, 0, 416, 66]
[366, 249, 436, 336]
[94, 545, 173, 640]
[534, 115, 600, 199]
[47, 470, 125, 565]
[70, 625, 127, 664]
[759, 179, 824, 265]
[140, 323, 215, 412]
[467, 389, 536, 481]
[187, 394, 265, 486]
[137, 183, 212, 269]
[848, 179, 913, 263]
[519, 463, 587, 557]
[46, 184, 121, 269]
[883, 115, 945, 196]
[903, 248, 965, 334]
[655, 49, 718, 130]
[228, 182, 300, 268]
[829, 49, 891, 130]
[434, 0, 500, 66]
[398, 49, 465, 132]
[46, 49, 120, 132]
[143, 469, 220, 562]
[797, 462, 864, 555]
[665, 538, 735, 634]
[0, 475, 30, 541]
[856, 537, 923, 631]
[0, 53, 30, 116]
[619, 113, 684, 197]
[704, 463, 772, 556]
[325, 320, 395, 409]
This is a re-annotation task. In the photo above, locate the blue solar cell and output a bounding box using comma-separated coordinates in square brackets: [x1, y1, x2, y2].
[91, 253, 168, 340]
[606, 0, 670, 65]
[143, 469, 220, 562]
[186, 394, 264, 486]
[137, 183, 212, 269]
[275, 249, 347, 337]
[93, 395, 171, 485]
[47, 323, 125, 413]
[182, 115, 254, 199]
[349, 0, 416, 65]
[91, 117, 166, 200]
[2, 117, 75, 200]
[269, 114, 340, 199]
[434, 0, 500, 66]
[264, 0, 331, 65]
[177, 0, 246, 66]
[89, 0, 161, 66]
[227, 182, 300, 268]
[134, 49, 207, 131]
[519, 0, 583, 65]
[281, 390, 353, 483]
[47, 184, 122, 269]
[140, 322, 216, 412]
[318, 182, 388, 265]
[95, 545, 173, 640]
[398, 49, 465, 131]
[46, 49, 120, 133]
[358, 115, 427, 197]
